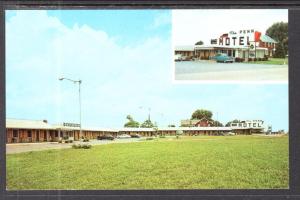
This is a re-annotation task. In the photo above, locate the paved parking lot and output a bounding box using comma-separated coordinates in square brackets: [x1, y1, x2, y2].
[175, 61, 288, 81]
[6, 138, 142, 154]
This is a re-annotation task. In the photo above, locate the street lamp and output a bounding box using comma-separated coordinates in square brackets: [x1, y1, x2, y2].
[59, 77, 82, 141]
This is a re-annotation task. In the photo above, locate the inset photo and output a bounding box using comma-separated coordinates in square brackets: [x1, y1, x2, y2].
[173, 9, 288, 82]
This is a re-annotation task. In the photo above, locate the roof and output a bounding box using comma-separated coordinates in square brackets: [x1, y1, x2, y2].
[82, 127, 118, 132]
[180, 127, 232, 131]
[119, 128, 155, 132]
[175, 45, 195, 51]
[181, 118, 214, 125]
[158, 127, 232, 131]
[6, 118, 55, 130]
[195, 45, 249, 50]
[157, 127, 179, 131]
[260, 35, 277, 43]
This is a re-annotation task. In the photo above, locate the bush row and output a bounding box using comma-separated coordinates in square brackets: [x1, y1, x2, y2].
[248, 57, 269, 61]
[72, 144, 92, 149]
[58, 140, 73, 143]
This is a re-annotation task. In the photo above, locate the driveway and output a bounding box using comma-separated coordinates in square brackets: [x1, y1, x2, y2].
[175, 61, 288, 82]
[6, 138, 142, 154]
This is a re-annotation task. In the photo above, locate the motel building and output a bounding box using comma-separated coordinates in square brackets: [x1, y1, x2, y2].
[175, 29, 277, 61]
[6, 118, 267, 144]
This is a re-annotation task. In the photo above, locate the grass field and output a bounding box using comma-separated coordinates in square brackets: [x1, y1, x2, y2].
[246, 58, 288, 65]
[6, 135, 289, 190]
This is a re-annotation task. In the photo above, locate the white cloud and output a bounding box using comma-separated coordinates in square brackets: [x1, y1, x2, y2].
[6, 10, 173, 127]
[151, 11, 171, 29]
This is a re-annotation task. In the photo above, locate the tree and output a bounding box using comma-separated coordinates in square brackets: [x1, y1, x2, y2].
[124, 115, 139, 128]
[168, 124, 176, 127]
[266, 22, 288, 58]
[213, 120, 224, 127]
[140, 119, 154, 128]
[195, 40, 204, 45]
[191, 109, 213, 120]
[225, 119, 240, 127]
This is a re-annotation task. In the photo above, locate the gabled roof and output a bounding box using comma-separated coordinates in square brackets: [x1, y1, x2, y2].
[260, 35, 277, 43]
[6, 118, 55, 130]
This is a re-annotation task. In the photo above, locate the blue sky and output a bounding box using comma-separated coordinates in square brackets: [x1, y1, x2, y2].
[5, 10, 288, 131]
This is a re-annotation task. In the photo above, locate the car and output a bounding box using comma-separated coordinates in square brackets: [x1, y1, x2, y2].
[227, 132, 236, 136]
[174, 55, 191, 62]
[131, 134, 141, 138]
[97, 134, 114, 140]
[212, 53, 234, 63]
[117, 134, 131, 139]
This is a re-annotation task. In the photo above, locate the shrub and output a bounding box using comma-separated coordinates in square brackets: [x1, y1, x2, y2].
[254, 58, 257, 61]
[83, 138, 89, 142]
[146, 137, 154, 140]
[65, 140, 69, 143]
[235, 57, 241, 62]
[72, 144, 79, 149]
[159, 135, 166, 138]
[69, 140, 73, 143]
[258, 58, 262, 61]
[240, 58, 245, 62]
[82, 144, 92, 149]
[248, 58, 253, 62]
[72, 144, 92, 149]
[58, 140, 62, 143]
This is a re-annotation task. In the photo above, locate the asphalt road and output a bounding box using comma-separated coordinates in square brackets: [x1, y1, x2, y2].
[175, 61, 288, 82]
[6, 138, 142, 154]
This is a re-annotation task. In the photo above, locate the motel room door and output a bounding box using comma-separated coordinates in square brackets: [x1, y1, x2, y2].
[36, 130, 40, 142]
[228, 50, 232, 57]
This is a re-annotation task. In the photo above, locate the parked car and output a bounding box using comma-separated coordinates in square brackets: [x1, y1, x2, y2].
[97, 134, 114, 140]
[227, 132, 236, 136]
[174, 55, 191, 61]
[117, 134, 131, 139]
[131, 134, 141, 138]
[212, 53, 234, 63]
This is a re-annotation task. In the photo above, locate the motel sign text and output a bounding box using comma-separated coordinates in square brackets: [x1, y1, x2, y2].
[215, 29, 260, 47]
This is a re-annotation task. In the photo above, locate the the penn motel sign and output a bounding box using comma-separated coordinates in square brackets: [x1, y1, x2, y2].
[211, 29, 261, 48]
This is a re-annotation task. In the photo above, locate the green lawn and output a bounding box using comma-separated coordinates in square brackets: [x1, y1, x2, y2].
[6, 135, 288, 190]
[246, 58, 288, 65]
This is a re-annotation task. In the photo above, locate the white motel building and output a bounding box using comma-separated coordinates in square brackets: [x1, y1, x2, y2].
[175, 29, 277, 61]
[6, 118, 272, 143]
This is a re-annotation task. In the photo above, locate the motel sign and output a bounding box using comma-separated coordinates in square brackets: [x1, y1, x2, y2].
[212, 29, 261, 48]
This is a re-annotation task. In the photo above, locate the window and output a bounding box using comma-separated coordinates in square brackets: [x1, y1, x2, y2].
[55, 131, 58, 137]
[13, 130, 18, 138]
[27, 130, 32, 138]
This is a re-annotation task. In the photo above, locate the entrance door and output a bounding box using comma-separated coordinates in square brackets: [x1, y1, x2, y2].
[228, 50, 232, 56]
[36, 130, 40, 142]
[12, 130, 18, 143]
